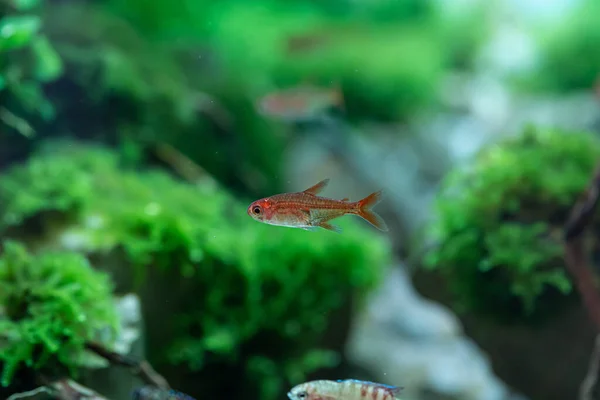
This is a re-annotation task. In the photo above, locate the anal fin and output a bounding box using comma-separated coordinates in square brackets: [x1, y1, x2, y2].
[319, 222, 342, 233]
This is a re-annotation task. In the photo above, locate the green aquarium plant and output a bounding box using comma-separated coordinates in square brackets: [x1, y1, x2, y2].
[0, 140, 390, 400]
[103, 0, 489, 122]
[424, 125, 600, 321]
[0, 241, 119, 388]
[34, 0, 489, 200]
[40, 1, 286, 197]
[0, 0, 63, 139]
[514, 0, 600, 93]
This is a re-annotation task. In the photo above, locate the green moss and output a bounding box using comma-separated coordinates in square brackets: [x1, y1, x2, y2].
[41, 2, 287, 197]
[0, 241, 119, 387]
[203, 1, 485, 122]
[100, 0, 489, 122]
[0, 148, 95, 229]
[0, 141, 390, 400]
[424, 125, 600, 320]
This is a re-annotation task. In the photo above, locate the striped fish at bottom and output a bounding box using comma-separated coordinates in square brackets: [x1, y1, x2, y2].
[287, 379, 403, 400]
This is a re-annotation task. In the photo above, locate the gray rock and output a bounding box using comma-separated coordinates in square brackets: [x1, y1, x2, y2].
[112, 293, 143, 356]
[82, 293, 145, 400]
[345, 266, 527, 400]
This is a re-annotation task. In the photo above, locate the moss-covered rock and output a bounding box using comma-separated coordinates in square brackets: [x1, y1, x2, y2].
[0, 241, 119, 388]
[0, 140, 390, 400]
[424, 126, 600, 321]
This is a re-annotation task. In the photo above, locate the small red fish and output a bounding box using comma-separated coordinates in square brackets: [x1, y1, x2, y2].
[285, 33, 333, 54]
[257, 84, 344, 121]
[284, 23, 366, 55]
[287, 379, 403, 400]
[247, 179, 388, 233]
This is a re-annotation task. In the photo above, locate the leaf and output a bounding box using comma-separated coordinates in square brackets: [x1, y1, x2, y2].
[32, 36, 64, 82]
[13, 0, 42, 11]
[0, 16, 41, 52]
[0, 107, 35, 138]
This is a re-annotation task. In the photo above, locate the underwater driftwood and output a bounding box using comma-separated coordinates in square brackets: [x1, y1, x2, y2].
[7, 379, 108, 400]
[5, 341, 173, 400]
[85, 342, 170, 390]
[563, 163, 600, 400]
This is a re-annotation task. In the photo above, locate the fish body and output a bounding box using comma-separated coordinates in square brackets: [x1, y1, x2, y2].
[285, 23, 367, 55]
[286, 33, 333, 54]
[247, 179, 388, 233]
[287, 379, 402, 400]
[257, 85, 344, 121]
[132, 387, 196, 400]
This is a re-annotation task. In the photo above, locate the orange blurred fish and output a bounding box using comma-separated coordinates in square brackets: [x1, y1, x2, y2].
[287, 379, 403, 400]
[284, 23, 366, 55]
[257, 84, 344, 121]
[285, 33, 333, 54]
[247, 179, 388, 233]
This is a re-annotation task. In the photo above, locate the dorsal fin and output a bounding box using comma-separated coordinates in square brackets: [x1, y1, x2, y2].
[379, 384, 402, 394]
[337, 380, 402, 394]
[302, 178, 330, 196]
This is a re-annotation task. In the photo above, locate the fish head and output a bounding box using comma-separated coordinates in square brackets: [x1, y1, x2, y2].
[247, 198, 272, 223]
[257, 94, 284, 116]
[287, 383, 313, 400]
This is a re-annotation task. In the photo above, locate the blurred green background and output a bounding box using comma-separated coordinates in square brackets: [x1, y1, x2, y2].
[2, 0, 600, 399]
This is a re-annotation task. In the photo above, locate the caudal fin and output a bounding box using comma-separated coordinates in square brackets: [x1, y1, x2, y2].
[355, 190, 389, 232]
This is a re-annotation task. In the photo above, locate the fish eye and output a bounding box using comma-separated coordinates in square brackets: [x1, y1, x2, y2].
[253, 206, 261, 215]
[297, 391, 308, 399]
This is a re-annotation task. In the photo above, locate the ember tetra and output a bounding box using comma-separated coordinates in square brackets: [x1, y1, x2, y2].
[247, 179, 388, 233]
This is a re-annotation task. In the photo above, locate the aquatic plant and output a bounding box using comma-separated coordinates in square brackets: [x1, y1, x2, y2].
[0, 141, 390, 400]
[39, 1, 286, 197]
[0, 0, 63, 140]
[424, 125, 600, 321]
[27, 0, 489, 201]
[0, 241, 119, 387]
[516, 0, 600, 93]
[102, 0, 489, 122]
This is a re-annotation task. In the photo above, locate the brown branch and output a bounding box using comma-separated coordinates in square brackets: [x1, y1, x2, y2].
[152, 142, 218, 187]
[85, 342, 170, 390]
[7, 386, 52, 400]
[565, 164, 600, 240]
[563, 164, 600, 400]
[8, 379, 109, 400]
[582, 336, 600, 400]
[563, 164, 600, 330]
[50, 379, 109, 400]
[191, 91, 234, 133]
